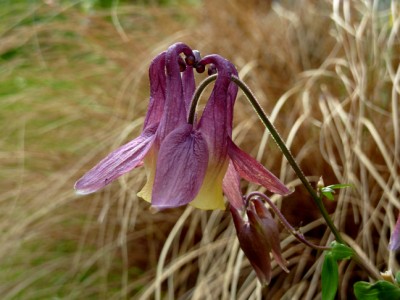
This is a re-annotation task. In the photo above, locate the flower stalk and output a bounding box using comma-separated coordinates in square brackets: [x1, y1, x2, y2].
[245, 192, 330, 251]
[230, 75, 345, 245]
[187, 74, 217, 125]
[189, 74, 344, 243]
[230, 76, 383, 281]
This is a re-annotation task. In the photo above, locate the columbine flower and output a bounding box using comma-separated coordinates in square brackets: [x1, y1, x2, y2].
[230, 198, 289, 285]
[389, 212, 400, 251]
[75, 43, 290, 211]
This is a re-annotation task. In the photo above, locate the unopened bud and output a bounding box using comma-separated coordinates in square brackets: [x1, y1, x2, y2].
[317, 176, 325, 190]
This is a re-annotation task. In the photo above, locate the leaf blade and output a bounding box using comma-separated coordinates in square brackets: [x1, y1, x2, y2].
[354, 281, 400, 300]
[322, 253, 339, 300]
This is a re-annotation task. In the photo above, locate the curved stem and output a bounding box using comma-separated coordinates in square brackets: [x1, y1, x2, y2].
[189, 73, 380, 280]
[187, 74, 218, 124]
[230, 75, 345, 244]
[232, 76, 384, 280]
[246, 192, 330, 251]
[189, 74, 342, 243]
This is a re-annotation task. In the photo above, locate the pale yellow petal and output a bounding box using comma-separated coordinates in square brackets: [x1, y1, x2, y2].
[189, 160, 228, 210]
[137, 147, 158, 202]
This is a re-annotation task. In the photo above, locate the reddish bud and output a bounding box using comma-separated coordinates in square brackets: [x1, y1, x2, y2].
[230, 199, 288, 285]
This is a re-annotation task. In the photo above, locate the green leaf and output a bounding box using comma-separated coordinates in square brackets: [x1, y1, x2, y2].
[321, 190, 335, 201]
[320, 184, 353, 201]
[396, 271, 400, 285]
[330, 241, 353, 260]
[354, 281, 400, 300]
[322, 253, 339, 300]
[325, 183, 353, 190]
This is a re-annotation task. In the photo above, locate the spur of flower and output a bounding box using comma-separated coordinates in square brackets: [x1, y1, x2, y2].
[74, 42, 290, 210]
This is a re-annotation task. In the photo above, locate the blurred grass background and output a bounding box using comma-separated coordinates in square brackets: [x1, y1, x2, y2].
[0, 0, 399, 299]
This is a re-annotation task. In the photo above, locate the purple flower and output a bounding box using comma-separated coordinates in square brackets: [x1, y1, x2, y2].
[389, 212, 400, 251]
[230, 198, 289, 285]
[75, 43, 290, 210]
[74, 43, 193, 195]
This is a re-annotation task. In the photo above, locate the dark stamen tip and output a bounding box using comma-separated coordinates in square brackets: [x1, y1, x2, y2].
[196, 64, 206, 73]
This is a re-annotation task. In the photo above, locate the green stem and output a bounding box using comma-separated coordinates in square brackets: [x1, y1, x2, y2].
[189, 73, 381, 280]
[187, 74, 218, 124]
[230, 76, 345, 244]
[189, 73, 344, 243]
[231, 76, 383, 280]
[247, 192, 330, 251]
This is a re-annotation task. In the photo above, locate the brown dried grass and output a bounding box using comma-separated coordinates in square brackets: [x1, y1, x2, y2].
[0, 0, 399, 299]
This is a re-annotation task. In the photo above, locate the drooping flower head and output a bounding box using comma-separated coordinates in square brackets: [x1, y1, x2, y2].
[230, 197, 289, 285]
[149, 53, 291, 210]
[74, 42, 290, 211]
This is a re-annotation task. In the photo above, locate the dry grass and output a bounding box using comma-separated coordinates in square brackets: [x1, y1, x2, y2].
[0, 0, 399, 299]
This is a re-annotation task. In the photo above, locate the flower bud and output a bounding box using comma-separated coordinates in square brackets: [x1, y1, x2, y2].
[230, 198, 288, 285]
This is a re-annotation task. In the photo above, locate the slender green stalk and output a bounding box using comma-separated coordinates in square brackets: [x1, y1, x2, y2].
[189, 74, 343, 242]
[187, 74, 218, 124]
[230, 75, 344, 244]
[231, 76, 383, 281]
[246, 192, 330, 251]
[189, 73, 381, 280]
